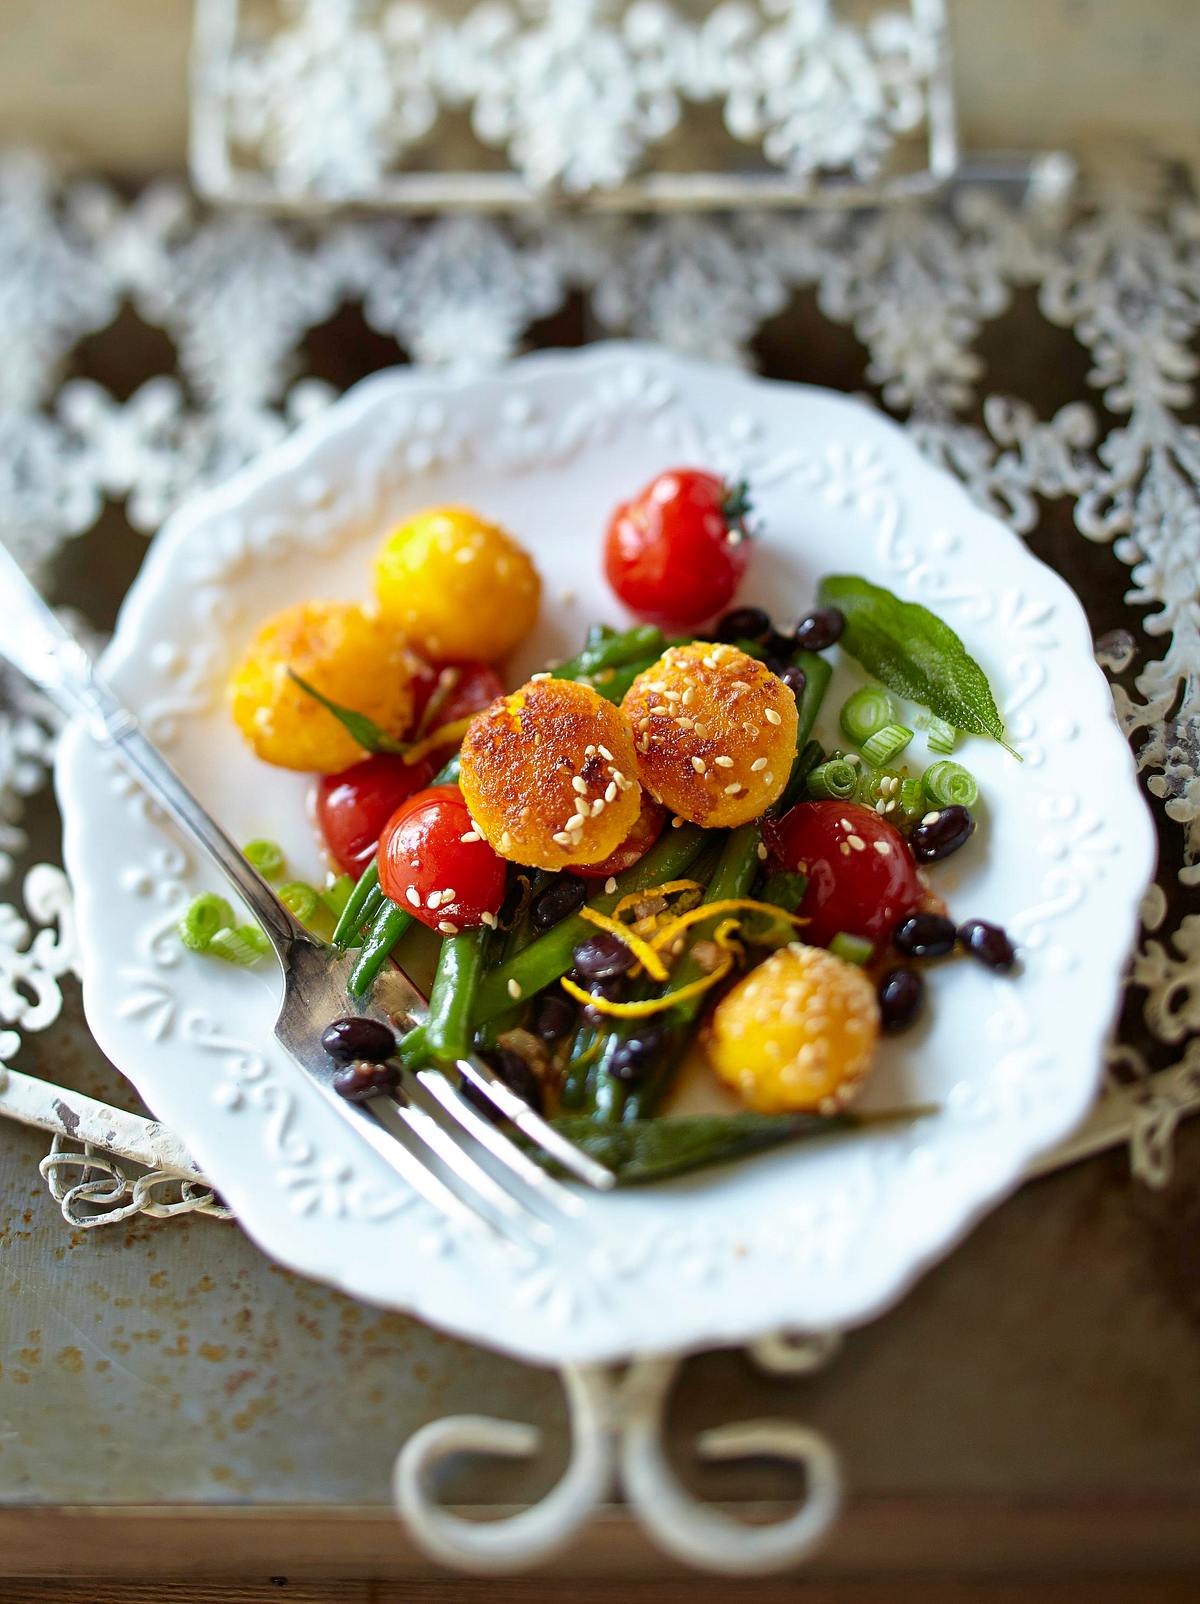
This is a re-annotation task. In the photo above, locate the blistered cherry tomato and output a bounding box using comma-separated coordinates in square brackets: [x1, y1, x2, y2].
[410, 659, 505, 731]
[604, 468, 750, 628]
[764, 800, 923, 954]
[316, 753, 434, 875]
[573, 795, 668, 881]
[377, 785, 506, 932]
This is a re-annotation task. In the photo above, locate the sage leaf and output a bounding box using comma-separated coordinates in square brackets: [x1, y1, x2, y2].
[817, 575, 1019, 758]
[287, 670, 409, 756]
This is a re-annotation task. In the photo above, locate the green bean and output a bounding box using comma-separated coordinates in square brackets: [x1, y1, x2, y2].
[552, 624, 665, 681]
[620, 822, 762, 1122]
[425, 928, 489, 1064]
[583, 657, 656, 704]
[394, 1023, 427, 1070]
[545, 1111, 856, 1184]
[473, 824, 707, 1023]
[558, 1025, 600, 1110]
[348, 900, 413, 997]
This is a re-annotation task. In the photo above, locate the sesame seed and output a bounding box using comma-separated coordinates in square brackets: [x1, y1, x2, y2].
[885, 800, 897, 813]
[426, 892, 440, 908]
[691, 756, 707, 774]
[585, 744, 596, 756]
[605, 782, 618, 803]
[724, 782, 743, 795]
[605, 876, 618, 894]
[612, 769, 629, 787]
[875, 799, 887, 814]
[731, 679, 751, 692]
[874, 841, 892, 856]
[702, 654, 718, 669]
[405, 887, 420, 908]
[553, 831, 573, 846]
[438, 920, 459, 935]
[460, 830, 481, 843]
[765, 708, 782, 725]
[481, 911, 498, 927]
[639, 718, 651, 731]
[757, 842, 768, 860]
[923, 810, 942, 825]
[500, 830, 513, 851]
[597, 744, 613, 760]
[530, 670, 551, 681]
[693, 722, 707, 737]
[672, 816, 684, 828]
[566, 812, 586, 831]
[848, 834, 866, 851]
[650, 705, 669, 716]
[714, 755, 734, 768]
[750, 757, 768, 771]
[572, 776, 588, 795]
[682, 687, 695, 706]
[591, 798, 605, 816]
[764, 772, 774, 783]
[665, 691, 681, 702]
[677, 717, 694, 731]
[507, 979, 522, 1000]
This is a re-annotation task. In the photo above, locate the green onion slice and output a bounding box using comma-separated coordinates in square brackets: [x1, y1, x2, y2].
[861, 723, 914, 766]
[923, 760, 979, 810]
[925, 716, 958, 754]
[178, 893, 235, 952]
[209, 924, 271, 966]
[830, 932, 873, 965]
[840, 684, 895, 746]
[243, 839, 286, 880]
[278, 881, 322, 925]
[806, 758, 858, 801]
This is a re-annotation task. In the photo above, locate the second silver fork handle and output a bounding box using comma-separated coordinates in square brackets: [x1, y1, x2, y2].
[0, 542, 304, 955]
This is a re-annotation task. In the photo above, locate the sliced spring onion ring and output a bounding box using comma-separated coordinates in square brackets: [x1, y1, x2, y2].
[861, 723, 914, 766]
[178, 892, 235, 952]
[840, 684, 895, 746]
[830, 931, 873, 965]
[577, 906, 669, 981]
[925, 715, 958, 754]
[561, 957, 733, 1019]
[807, 758, 858, 800]
[923, 759, 979, 809]
[243, 839, 286, 880]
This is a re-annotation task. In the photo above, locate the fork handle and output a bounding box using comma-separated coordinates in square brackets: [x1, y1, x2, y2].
[0, 542, 302, 956]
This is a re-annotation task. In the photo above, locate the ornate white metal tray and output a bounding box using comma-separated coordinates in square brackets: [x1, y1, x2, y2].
[55, 344, 1154, 1365]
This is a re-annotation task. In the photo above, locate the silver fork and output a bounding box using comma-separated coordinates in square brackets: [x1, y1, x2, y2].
[0, 544, 614, 1253]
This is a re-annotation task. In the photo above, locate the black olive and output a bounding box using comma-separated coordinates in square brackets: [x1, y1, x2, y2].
[894, 912, 957, 959]
[531, 990, 576, 1043]
[791, 607, 845, 652]
[579, 972, 625, 1027]
[780, 664, 808, 700]
[572, 931, 634, 980]
[910, 805, 975, 863]
[322, 1015, 396, 1064]
[959, 918, 1017, 972]
[530, 875, 587, 932]
[332, 1058, 400, 1102]
[608, 1026, 668, 1083]
[464, 1047, 544, 1121]
[764, 657, 789, 678]
[714, 605, 772, 644]
[878, 967, 924, 1031]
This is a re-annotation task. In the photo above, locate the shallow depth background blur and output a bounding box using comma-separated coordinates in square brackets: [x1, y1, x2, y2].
[1, 0, 1197, 177]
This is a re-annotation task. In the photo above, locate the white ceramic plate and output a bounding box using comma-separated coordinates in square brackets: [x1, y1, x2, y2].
[57, 345, 1154, 1365]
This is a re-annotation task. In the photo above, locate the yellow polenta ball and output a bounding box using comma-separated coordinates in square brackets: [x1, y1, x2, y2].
[459, 678, 642, 870]
[374, 505, 541, 662]
[227, 601, 416, 773]
[622, 642, 798, 827]
[707, 943, 880, 1114]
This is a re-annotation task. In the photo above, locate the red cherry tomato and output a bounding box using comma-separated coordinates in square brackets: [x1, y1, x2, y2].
[573, 795, 668, 881]
[604, 468, 751, 628]
[316, 753, 435, 876]
[410, 660, 505, 731]
[764, 800, 923, 953]
[378, 785, 506, 931]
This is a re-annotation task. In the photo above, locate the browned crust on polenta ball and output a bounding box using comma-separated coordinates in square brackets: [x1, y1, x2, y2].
[459, 678, 642, 869]
[621, 641, 798, 827]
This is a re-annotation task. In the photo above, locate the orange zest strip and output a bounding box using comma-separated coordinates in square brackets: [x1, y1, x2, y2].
[611, 879, 704, 921]
[400, 715, 475, 765]
[560, 958, 733, 1019]
[648, 897, 808, 953]
[577, 907, 669, 982]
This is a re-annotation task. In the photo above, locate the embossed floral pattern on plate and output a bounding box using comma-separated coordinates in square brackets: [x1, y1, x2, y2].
[55, 346, 1155, 1363]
